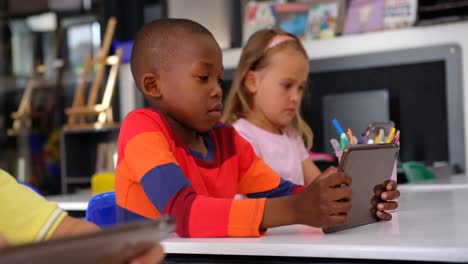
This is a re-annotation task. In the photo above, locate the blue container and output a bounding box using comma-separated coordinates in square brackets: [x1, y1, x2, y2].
[85, 192, 116, 228]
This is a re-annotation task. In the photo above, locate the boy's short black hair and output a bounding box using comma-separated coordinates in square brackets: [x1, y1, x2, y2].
[131, 18, 215, 90]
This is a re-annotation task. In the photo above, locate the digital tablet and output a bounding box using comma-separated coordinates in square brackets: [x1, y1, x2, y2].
[323, 144, 399, 234]
[0, 216, 175, 264]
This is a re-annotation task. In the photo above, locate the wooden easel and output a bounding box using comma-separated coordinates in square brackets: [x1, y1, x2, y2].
[8, 28, 65, 136]
[64, 17, 122, 130]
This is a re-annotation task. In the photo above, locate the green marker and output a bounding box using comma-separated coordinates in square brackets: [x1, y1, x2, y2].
[340, 133, 348, 149]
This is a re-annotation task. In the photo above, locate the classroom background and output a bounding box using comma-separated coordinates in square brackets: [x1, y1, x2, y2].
[1, 0, 468, 263]
[0, 0, 466, 194]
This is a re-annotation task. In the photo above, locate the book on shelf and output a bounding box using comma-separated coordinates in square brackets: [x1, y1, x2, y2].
[384, 0, 417, 30]
[273, 2, 310, 40]
[304, 0, 346, 40]
[343, 0, 386, 34]
[243, 1, 277, 44]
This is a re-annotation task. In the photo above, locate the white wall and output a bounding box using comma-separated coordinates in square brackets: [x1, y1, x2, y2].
[168, 0, 232, 49]
[119, 64, 144, 120]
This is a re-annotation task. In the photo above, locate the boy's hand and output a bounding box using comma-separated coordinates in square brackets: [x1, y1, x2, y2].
[371, 180, 400, 221]
[294, 167, 352, 228]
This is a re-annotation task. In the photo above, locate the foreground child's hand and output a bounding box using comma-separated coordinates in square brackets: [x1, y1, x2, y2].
[372, 180, 400, 221]
[0, 234, 7, 248]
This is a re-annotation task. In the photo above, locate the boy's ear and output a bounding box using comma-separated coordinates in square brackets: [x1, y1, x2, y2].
[244, 71, 258, 94]
[141, 73, 162, 99]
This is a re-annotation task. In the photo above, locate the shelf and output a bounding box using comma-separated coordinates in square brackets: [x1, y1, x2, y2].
[60, 128, 119, 193]
[67, 178, 91, 184]
[222, 20, 468, 69]
[62, 124, 120, 134]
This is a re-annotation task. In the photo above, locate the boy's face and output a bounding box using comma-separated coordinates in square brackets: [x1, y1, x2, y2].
[153, 34, 224, 132]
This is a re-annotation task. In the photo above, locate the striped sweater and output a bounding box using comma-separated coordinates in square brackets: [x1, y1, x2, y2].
[115, 108, 303, 237]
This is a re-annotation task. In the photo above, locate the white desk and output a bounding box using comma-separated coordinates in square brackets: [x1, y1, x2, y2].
[399, 174, 468, 192]
[46, 193, 92, 211]
[162, 188, 468, 263]
[46, 175, 468, 212]
[46, 180, 468, 262]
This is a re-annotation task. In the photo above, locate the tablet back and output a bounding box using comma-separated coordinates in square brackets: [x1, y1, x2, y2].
[324, 144, 399, 233]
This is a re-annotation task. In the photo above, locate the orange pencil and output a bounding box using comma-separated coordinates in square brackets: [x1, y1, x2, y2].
[375, 129, 384, 144]
[347, 128, 355, 144]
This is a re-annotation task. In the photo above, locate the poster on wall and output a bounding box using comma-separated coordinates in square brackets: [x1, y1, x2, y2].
[343, 0, 385, 34]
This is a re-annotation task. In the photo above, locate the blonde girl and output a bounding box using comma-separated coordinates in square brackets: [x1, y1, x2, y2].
[222, 29, 321, 185]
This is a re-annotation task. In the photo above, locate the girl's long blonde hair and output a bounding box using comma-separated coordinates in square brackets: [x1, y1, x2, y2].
[221, 28, 314, 149]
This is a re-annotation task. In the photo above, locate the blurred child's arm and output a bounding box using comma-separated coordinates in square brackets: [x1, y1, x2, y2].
[0, 170, 68, 244]
[0, 234, 6, 248]
[302, 159, 321, 185]
[50, 216, 99, 239]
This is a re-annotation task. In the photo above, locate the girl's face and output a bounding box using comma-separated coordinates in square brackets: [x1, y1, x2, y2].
[246, 48, 309, 133]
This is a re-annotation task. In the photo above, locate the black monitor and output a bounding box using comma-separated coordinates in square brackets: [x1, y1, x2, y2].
[322, 90, 390, 154]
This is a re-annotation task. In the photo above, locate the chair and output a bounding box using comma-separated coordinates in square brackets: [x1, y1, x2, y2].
[401, 161, 436, 183]
[85, 191, 116, 228]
